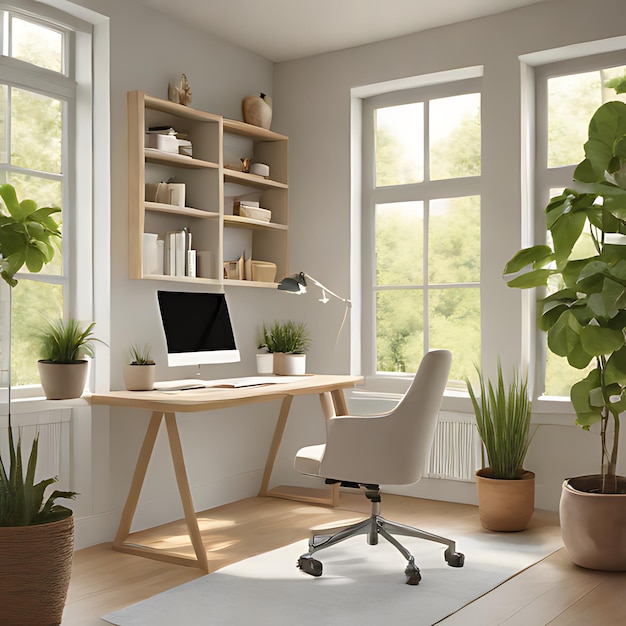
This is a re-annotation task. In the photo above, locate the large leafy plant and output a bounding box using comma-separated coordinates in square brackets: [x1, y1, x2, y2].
[0, 183, 61, 287]
[503, 91, 626, 494]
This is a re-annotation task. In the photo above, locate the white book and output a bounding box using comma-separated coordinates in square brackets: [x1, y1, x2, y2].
[175, 230, 186, 276]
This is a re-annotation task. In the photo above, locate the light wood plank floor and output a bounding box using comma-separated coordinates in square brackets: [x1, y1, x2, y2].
[61, 493, 626, 625]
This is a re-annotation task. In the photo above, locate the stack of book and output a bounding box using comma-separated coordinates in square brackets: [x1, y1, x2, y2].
[163, 228, 196, 277]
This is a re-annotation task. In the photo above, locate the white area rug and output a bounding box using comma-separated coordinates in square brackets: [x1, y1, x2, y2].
[103, 526, 562, 626]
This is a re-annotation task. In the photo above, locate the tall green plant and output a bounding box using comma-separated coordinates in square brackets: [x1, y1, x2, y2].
[466, 362, 532, 479]
[503, 86, 626, 494]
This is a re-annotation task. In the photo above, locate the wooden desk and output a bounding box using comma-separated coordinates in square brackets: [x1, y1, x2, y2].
[90, 374, 362, 571]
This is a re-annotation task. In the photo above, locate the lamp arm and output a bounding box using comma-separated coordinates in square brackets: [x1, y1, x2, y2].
[303, 273, 352, 306]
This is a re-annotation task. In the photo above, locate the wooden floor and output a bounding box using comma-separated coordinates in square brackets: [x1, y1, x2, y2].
[62, 493, 626, 625]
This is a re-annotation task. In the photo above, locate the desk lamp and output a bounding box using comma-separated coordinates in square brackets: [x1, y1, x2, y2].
[277, 272, 351, 346]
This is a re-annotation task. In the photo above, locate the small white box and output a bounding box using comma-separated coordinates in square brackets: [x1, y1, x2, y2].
[145, 133, 179, 153]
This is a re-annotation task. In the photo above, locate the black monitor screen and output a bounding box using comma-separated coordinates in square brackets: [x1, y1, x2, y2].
[157, 291, 240, 367]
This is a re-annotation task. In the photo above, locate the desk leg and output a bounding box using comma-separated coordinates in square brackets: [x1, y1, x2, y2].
[164, 412, 209, 572]
[261, 390, 349, 507]
[258, 395, 293, 497]
[114, 411, 163, 546]
[112, 410, 209, 572]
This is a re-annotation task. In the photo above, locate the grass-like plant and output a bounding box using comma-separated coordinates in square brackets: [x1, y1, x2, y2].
[0, 428, 77, 526]
[129, 342, 154, 365]
[261, 320, 311, 354]
[39, 318, 102, 363]
[466, 361, 532, 480]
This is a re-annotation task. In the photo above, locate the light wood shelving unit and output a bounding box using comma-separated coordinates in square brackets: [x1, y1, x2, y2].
[127, 90, 289, 287]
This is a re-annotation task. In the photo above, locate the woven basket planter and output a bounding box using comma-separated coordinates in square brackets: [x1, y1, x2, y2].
[0, 515, 74, 625]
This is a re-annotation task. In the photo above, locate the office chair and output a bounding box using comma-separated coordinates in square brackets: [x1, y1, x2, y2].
[294, 349, 464, 585]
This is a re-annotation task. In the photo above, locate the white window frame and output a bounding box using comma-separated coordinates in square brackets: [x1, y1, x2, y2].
[0, 2, 97, 398]
[360, 75, 482, 390]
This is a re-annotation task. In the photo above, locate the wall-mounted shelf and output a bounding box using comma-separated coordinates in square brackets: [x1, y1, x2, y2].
[128, 90, 289, 286]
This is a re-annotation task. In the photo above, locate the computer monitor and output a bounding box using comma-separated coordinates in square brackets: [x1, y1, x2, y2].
[157, 290, 240, 367]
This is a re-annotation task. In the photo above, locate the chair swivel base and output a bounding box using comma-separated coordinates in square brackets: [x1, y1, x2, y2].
[296, 487, 465, 585]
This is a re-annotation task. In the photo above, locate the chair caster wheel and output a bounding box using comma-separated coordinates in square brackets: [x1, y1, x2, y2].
[445, 550, 465, 567]
[404, 564, 421, 585]
[298, 555, 323, 577]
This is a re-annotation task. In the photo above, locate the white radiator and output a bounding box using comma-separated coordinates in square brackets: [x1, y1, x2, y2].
[426, 413, 483, 481]
[0, 409, 71, 487]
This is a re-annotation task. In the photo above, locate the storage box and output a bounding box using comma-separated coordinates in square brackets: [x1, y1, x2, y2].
[251, 261, 277, 283]
[233, 203, 271, 222]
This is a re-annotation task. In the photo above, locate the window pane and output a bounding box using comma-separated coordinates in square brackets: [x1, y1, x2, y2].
[429, 196, 480, 283]
[375, 201, 423, 285]
[430, 93, 480, 180]
[11, 280, 63, 385]
[7, 173, 62, 276]
[11, 16, 64, 73]
[375, 103, 424, 187]
[547, 66, 626, 168]
[429, 287, 480, 382]
[376, 290, 423, 373]
[0, 85, 6, 164]
[11, 88, 63, 173]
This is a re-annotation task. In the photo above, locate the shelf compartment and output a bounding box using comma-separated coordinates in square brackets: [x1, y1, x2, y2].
[223, 168, 287, 190]
[144, 149, 218, 169]
[145, 202, 219, 220]
[223, 215, 288, 231]
[223, 118, 287, 142]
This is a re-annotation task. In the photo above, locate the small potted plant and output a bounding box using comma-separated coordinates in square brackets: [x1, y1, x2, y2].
[466, 361, 534, 531]
[123, 342, 156, 391]
[37, 318, 102, 400]
[261, 320, 311, 375]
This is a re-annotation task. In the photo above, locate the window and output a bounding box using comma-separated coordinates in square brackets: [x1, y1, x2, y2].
[534, 52, 626, 397]
[0, 6, 91, 390]
[362, 78, 481, 385]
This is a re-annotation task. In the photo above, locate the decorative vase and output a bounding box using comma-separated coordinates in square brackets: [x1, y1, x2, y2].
[475, 468, 535, 531]
[256, 352, 274, 375]
[123, 362, 156, 391]
[242, 93, 272, 130]
[560, 474, 626, 570]
[38, 360, 89, 399]
[273, 353, 306, 376]
[0, 515, 74, 625]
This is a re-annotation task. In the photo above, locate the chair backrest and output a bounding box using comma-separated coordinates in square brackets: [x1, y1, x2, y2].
[388, 349, 452, 483]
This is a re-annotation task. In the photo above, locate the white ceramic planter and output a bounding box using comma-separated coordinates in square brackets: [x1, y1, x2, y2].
[256, 353, 274, 375]
[38, 360, 89, 400]
[273, 353, 306, 376]
[560, 474, 626, 570]
[123, 363, 156, 391]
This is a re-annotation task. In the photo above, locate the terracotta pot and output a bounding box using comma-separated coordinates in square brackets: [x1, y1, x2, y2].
[273, 353, 306, 375]
[38, 360, 89, 400]
[123, 363, 156, 391]
[0, 515, 74, 625]
[560, 474, 626, 571]
[475, 468, 535, 531]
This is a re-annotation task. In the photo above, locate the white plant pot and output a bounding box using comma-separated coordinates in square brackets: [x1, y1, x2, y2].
[123, 363, 156, 391]
[256, 353, 274, 375]
[273, 353, 306, 376]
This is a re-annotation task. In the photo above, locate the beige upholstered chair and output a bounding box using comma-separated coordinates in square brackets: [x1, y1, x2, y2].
[294, 349, 464, 584]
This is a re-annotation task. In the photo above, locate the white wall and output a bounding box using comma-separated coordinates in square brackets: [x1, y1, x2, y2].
[52, 0, 626, 549]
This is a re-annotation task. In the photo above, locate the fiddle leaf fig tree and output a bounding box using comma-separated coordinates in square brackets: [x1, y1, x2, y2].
[0, 183, 61, 287]
[503, 90, 626, 495]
